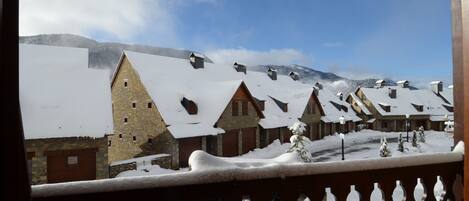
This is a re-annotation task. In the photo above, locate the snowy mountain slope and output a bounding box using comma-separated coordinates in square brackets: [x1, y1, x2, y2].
[19, 34, 394, 93]
[19, 34, 213, 70]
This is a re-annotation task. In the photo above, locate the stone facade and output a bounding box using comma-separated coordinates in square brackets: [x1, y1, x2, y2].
[109, 56, 169, 163]
[25, 136, 108, 185]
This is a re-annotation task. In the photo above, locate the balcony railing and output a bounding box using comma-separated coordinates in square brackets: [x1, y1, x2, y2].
[31, 151, 463, 201]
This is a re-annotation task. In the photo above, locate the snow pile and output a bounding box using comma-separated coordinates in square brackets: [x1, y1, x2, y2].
[189, 150, 303, 172]
[116, 165, 177, 178]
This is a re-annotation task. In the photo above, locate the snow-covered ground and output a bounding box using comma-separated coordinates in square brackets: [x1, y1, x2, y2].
[116, 129, 454, 200]
[117, 130, 453, 177]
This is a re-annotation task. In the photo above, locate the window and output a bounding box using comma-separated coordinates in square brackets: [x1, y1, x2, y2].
[124, 79, 128, 87]
[148, 102, 152, 108]
[119, 134, 122, 139]
[67, 155, 78, 165]
[133, 136, 137, 142]
[232, 101, 239, 116]
[124, 117, 128, 123]
[132, 102, 136, 109]
[108, 140, 112, 147]
[242, 101, 248, 115]
[148, 139, 153, 144]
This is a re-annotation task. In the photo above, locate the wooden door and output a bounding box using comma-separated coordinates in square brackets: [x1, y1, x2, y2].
[46, 149, 96, 183]
[223, 129, 239, 157]
[241, 127, 256, 154]
[268, 128, 280, 144]
[178, 137, 202, 167]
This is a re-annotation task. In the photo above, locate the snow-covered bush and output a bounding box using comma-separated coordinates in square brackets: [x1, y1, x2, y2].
[418, 126, 425, 143]
[287, 121, 313, 163]
[412, 130, 418, 147]
[397, 133, 404, 152]
[379, 137, 392, 157]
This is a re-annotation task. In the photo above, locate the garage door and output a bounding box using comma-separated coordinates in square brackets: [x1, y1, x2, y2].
[242, 127, 256, 154]
[46, 148, 96, 183]
[223, 129, 239, 157]
[178, 137, 202, 167]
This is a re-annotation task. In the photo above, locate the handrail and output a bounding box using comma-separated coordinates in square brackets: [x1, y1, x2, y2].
[32, 151, 463, 200]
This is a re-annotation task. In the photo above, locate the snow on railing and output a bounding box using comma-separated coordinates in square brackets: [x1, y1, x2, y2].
[32, 150, 463, 199]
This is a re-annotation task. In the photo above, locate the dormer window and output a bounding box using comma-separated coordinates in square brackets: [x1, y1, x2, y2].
[233, 62, 247, 74]
[267, 68, 277, 80]
[442, 104, 454, 112]
[254, 97, 265, 111]
[181, 97, 198, 115]
[388, 88, 397, 99]
[189, 53, 204, 69]
[412, 103, 424, 112]
[271, 96, 287, 112]
[289, 71, 299, 81]
[378, 103, 391, 112]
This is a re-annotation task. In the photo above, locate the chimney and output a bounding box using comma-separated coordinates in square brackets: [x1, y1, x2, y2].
[397, 80, 409, 88]
[314, 82, 323, 90]
[267, 68, 277, 80]
[337, 92, 344, 101]
[189, 53, 204, 69]
[388, 88, 397, 99]
[233, 62, 247, 74]
[313, 87, 319, 96]
[289, 71, 299, 81]
[430, 81, 443, 94]
[375, 79, 385, 88]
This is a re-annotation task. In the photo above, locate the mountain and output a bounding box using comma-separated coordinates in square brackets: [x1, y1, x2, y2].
[20, 34, 213, 70]
[247, 64, 396, 94]
[19, 34, 392, 93]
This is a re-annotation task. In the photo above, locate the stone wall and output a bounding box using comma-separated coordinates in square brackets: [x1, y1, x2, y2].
[25, 136, 108, 185]
[109, 155, 172, 178]
[110, 56, 170, 163]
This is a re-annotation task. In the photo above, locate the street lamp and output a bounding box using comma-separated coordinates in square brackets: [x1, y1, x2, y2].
[405, 114, 410, 142]
[339, 116, 346, 160]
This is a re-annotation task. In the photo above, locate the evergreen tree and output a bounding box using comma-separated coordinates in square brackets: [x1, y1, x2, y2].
[397, 133, 404, 152]
[380, 137, 392, 157]
[412, 130, 418, 147]
[418, 126, 425, 143]
[287, 121, 313, 163]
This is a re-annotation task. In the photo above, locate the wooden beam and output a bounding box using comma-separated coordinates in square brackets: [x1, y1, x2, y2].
[0, 0, 31, 200]
[451, 0, 468, 200]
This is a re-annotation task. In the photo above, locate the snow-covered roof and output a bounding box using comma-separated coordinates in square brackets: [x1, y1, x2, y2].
[412, 89, 453, 121]
[396, 80, 408, 84]
[111, 154, 171, 166]
[439, 87, 453, 105]
[19, 44, 113, 140]
[348, 93, 371, 115]
[120, 51, 264, 138]
[359, 86, 427, 116]
[317, 88, 362, 123]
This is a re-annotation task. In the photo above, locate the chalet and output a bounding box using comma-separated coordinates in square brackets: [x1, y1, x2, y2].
[314, 83, 362, 136]
[19, 44, 113, 184]
[109, 51, 264, 168]
[353, 80, 453, 132]
[235, 69, 324, 147]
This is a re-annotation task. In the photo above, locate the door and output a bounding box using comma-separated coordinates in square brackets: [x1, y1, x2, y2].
[268, 128, 280, 144]
[241, 127, 256, 154]
[46, 149, 96, 183]
[223, 129, 239, 157]
[178, 137, 202, 167]
[282, 127, 292, 143]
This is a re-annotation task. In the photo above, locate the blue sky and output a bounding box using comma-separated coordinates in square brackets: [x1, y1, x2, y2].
[20, 0, 453, 87]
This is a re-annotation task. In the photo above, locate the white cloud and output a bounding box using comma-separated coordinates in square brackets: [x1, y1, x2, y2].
[19, 0, 173, 40]
[205, 48, 313, 66]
